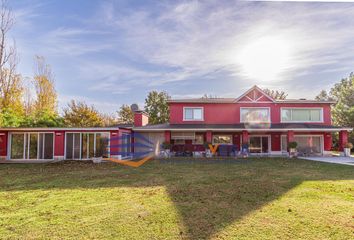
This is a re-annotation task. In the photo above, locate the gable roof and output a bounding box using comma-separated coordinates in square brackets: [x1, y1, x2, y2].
[234, 85, 274, 103]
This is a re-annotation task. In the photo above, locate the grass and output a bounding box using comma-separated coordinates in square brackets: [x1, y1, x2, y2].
[0, 158, 353, 240]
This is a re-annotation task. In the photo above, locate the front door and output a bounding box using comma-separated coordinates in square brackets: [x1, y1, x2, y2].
[249, 136, 269, 154]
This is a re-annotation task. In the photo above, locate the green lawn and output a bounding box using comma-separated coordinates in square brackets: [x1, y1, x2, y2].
[0, 158, 353, 240]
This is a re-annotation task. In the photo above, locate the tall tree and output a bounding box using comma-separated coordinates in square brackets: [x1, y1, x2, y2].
[315, 90, 335, 101]
[317, 72, 354, 145]
[0, 0, 24, 126]
[63, 100, 104, 127]
[263, 88, 288, 100]
[144, 91, 170, 124]
[118, 104, 134, 124]
[33, 55, 57, 115]
[328, 73, 354, 127]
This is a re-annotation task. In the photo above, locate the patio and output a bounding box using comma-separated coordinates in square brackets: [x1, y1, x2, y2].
[299, 156, 354, 166]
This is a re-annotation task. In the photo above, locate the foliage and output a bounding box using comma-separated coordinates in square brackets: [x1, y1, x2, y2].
[263, 88, 288, 100]
[315, 90, 335, 101]
[101, 113, 118, 127]
[317, 72, 354, 144]
[21, 110, 64, 127]
[32, 55, 58, 116]
[0, 107, 24, 127]
[118, 104, 134, 124]
[144, 91, 170, 124]
[63, 100, 104, 127]
[161, 141, 171, 150]
[288, 141, 298, 149]
[203, 142, 212, 148]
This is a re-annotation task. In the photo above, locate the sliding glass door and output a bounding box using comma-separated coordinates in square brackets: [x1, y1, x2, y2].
[249, 136, 269, 154]
[10, 133, 54, 160]
[66, 132, 109, 160]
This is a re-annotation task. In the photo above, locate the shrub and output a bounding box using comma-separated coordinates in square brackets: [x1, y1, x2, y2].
[161, 141, 171, 150]
[288, 141, 298, 149]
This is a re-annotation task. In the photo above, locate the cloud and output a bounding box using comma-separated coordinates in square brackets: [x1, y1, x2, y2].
[10, 0, 354, 113]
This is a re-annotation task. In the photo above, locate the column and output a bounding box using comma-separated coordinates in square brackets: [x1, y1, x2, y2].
[206, 131, 212, 143]
[339, 130, 348, 151]
[242, 130, 249, 145]
[164, 131, 171, 143]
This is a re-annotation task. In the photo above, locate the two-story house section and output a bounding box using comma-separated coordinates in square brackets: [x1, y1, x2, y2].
[134, 86, 351, 156]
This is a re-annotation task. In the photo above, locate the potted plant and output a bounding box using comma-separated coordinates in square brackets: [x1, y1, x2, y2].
[288, 141, 298, 157]
[344, 142, 353, 157]
[161, 141, 171, 157]
[203, 142, 212, 157]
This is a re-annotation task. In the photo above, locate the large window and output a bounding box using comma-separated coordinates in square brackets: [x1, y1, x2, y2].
[183, 107, 203, 121]
[281, 135, 322, 153]
[212, 135, 232, 144]
[281, 108, 322, 122]
[66, 132, 109, 159]
[10, 133, 54, 159]
[240, 108, 270, 122]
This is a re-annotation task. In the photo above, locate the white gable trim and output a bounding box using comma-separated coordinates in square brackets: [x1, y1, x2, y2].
[235, 85, 275, 103]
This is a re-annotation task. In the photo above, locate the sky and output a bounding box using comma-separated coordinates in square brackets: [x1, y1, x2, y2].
[8, 0, 354, 114]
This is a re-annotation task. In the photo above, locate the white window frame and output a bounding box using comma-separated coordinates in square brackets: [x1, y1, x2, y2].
[280, 134, 324, 153]
[183, 107, 204, 121]
[8, 132, 55, 160]
[280, 107, 324, 123]
[64, 132, 110, 160]
[240, 107, 271, 123]
[212, 134, 233, 145]
[248, 135, 271, 154]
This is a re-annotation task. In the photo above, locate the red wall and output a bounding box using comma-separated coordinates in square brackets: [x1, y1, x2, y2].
[169, 102, 331, 125]
[0, 132, 8, 157]
[54, 131, 65, 156]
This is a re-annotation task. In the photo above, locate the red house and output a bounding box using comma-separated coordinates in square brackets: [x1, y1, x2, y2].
[134, 86, 351, 156]
[0, 86, 351, 161]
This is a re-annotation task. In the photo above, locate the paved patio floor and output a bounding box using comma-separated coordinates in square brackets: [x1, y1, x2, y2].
[299, 156, 354, 166]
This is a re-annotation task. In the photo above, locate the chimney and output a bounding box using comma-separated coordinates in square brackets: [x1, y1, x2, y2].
[134, 110, 149, 127]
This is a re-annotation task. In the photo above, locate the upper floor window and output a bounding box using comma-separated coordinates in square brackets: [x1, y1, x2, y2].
[183, 107, 203, 121]
[240, 108, 270, 123]
[281, 108, 323, 122]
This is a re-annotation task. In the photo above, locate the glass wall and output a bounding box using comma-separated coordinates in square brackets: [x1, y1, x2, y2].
[281, 135, 322, 154]
[10, 133, 54, 159]
[66, 132, 109, 159]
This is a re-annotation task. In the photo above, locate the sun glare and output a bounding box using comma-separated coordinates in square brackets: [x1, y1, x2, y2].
[236, 36, 293, 81]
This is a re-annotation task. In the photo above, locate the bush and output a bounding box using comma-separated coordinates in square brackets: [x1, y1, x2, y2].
[161, 141, 171, 150]
[203, 142, 212, 148]
[288, 141, 298, 149]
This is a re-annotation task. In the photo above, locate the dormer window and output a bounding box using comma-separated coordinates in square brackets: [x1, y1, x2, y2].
[183, 107, 204, 121]
[240, 107, 270, 123]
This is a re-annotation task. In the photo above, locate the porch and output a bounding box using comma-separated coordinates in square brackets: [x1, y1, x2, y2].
[160, 129, 350, 157]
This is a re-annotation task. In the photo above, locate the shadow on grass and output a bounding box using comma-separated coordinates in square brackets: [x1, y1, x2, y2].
[0, 158, 353, 239]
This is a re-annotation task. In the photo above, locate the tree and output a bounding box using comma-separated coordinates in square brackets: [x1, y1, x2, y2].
[263, 88, 288, 100]
[33, 55, 57, 115]
[328, 73, 354, 127]
[63, 100, 104, 127]
[317, 72, 354, 146]
[101, 113, 118, 127]
[118, 104, 134, 124]
[315, 90, 335, 101]
[0, 0, 24, 126]
[144, 91, 170, 124]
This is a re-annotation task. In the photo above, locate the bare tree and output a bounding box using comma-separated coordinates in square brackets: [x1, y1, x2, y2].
[0, 0, 22, 111]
